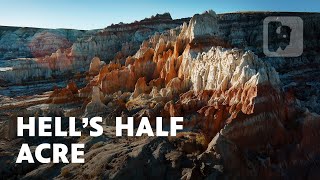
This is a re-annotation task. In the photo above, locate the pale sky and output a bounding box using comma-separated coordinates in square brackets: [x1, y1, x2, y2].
[0, 0, 319, 30]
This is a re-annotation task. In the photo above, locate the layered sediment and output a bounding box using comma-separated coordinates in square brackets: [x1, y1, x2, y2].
[0, 10, 320, 179]
[74, 10, 320, 179]
[0, 13, 189, 89]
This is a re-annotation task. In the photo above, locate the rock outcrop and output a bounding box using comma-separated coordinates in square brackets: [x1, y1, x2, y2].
[217, 12, 320, 114]
[72, 11, 280, 137]
[88, 57, 105, 75]
[73, 10, 320, 179]
[183, 10, 220, 41]
[47, 81, 79, 104]
[71, 13, 188, 64]
[0, 27, 87, 60]
[0, 13, 189, 90]
[84, 86, 107, 116]
[1, 10, 320, 179]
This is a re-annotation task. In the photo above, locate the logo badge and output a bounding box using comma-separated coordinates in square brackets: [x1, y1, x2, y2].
[263, 16, 303, 57]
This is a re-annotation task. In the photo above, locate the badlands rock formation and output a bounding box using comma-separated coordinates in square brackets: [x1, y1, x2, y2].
[0, 49, 78, 85]
[71, 13, 189, 63]
[183, 10, 220, 41]
[0, 10, 320, 179]
[0, 26, 86, 60]
[217, 12, 320, 115]
[84, 86, 107, 116]
[0, 13, 189, 89]
[76, 10, 320, 178]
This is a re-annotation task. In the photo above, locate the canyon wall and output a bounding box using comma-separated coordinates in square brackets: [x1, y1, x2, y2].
[70, 10, 320, 178]
[1, 10, 320, 179]
[70, 13, 189, 63]
[0, 13, 189, 86]
[0, 26, 90, 60]
[217, 12, 320, 114]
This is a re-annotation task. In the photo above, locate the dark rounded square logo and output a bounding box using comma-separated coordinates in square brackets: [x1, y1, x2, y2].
[263, 16, 303, 57]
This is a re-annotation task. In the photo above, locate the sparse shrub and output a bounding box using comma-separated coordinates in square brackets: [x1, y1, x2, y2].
[196, 133, 208, 148]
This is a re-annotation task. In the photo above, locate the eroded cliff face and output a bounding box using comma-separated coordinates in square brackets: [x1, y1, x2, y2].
[217, 12, 320, 115]
[1, 10, 320, 179]
[67, 10, 320, 178]
[80, 10, 281, 119]
[0, 49, 76, 85]
[70, 13, 188, 64]
[0, 27, 90, 87]
[0, 13, 189, 88]
[0, 27, 87, 60]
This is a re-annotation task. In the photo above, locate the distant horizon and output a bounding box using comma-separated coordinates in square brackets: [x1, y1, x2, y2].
[1, 10, 319, 31]
[0, 0, 319, 30]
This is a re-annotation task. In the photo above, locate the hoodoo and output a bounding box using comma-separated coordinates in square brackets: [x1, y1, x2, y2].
[1, 5, 320, 179]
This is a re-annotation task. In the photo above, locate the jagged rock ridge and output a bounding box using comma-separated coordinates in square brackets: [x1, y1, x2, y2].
[0, 10, 320, 179]
[0, 13, 189, 87]
[73, 10, 320, 179]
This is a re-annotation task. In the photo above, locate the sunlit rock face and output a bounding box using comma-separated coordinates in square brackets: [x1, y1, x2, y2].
[47, 81, 79, 104]
[89, 57, 105, 75]
[82, 10, 282, 130]
[180, 47, 280, 93]
[183, 10, 220, 41]
[1, 10, 320, 179]
[71, 10, 320, 178]
[175, 47, 282, 139]
[0, 13, 189, 87]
